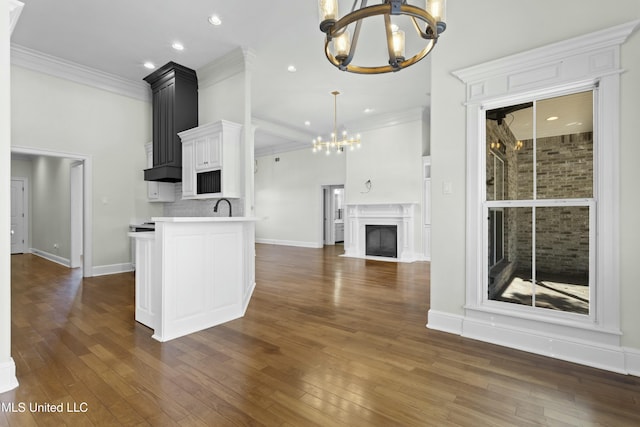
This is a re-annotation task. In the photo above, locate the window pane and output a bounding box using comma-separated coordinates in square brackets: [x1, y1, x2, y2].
[536, 92, 593, 199]
[489, 207, 533, 307]
[534, 206, 590, 314]
[486, 103, 533, 200]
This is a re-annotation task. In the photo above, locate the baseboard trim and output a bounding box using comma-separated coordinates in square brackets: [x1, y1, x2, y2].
[92, 262, 134, 277]
[255, 238, 323, 249]
[625, 347, 640, 376]
[242, 281, 257, 315]
[0, 358, 18, 393]
[427, 309, 638, 377]
[426, 309, 464, 335]
[31, 248, 70, 267]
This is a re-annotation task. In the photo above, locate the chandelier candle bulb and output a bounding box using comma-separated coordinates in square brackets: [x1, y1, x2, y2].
[333, 31, 351, 59]
[426, 0, 446, 22]
[392, 29, 405, 60]
[319, 0, 339, 23]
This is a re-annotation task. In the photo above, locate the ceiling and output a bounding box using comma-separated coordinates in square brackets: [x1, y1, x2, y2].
[10, 0, 433, 155]
[507, 91, 593, 141]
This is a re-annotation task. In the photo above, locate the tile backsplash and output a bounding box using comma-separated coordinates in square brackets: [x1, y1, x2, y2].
[162, 183, 244, 217]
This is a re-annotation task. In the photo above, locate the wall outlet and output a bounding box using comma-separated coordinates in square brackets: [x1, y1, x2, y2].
[53, 243, 59, 249]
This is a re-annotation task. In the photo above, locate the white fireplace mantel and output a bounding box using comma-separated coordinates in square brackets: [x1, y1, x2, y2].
[343, 203, 418, 262]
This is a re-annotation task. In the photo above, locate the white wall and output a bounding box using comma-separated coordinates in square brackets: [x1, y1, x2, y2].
[255, 116, 426, 252]
[255, 148, 346, 247]
[10, 66, 161, 269]
[199, 72, 245, 124]
[30, 156, 72, 260]
[1, 0, 16, 393]
[345, 119, 424, 255]
[430, 1, 640, 349]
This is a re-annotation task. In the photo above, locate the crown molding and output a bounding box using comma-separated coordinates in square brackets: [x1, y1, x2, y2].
[253, 107, 426, 157]
[198, 47, 249, 89]
[9, 0, 24, 37]
[10, 44, 150, 102]
[255, 140, 311, 157]
[253, 118, 315, 157]
[350, 107, 424, 133]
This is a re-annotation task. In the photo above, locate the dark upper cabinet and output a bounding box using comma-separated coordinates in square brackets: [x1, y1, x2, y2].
[143, 62, 198, 182]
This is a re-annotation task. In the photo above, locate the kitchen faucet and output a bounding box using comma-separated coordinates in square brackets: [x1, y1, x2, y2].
[213, 198, 232, 217]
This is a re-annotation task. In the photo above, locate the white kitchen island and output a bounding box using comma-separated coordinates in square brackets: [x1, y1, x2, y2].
[129, 216, 258, 342]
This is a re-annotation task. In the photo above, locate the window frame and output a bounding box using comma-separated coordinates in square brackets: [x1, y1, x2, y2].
[458, 69, 625, 344]
[480, 87, 597, 322]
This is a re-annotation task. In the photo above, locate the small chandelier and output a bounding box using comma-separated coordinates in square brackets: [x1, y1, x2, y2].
[313, 91, 361, 155]
[318, 0, 446, 74]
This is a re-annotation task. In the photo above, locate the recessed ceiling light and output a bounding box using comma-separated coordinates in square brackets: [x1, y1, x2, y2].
[172, 42, 184, 51]
[287, 65, 297, 73]
[364, 108, 374, 113]
[208, 15, 222, 26]
[304, 121, 311, 126]
[143, 62, 155, 70]
[546, 116, 559, 121]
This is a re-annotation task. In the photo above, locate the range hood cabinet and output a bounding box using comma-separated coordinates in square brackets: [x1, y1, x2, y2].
[143, 62, 198, 183]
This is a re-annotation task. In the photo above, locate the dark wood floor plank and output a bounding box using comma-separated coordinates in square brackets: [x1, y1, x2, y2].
[2, 247, 640, 426]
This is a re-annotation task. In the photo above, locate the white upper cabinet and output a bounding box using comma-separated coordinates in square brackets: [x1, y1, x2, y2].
[194, 134, 222, 171]
[178, 120, 243, 199]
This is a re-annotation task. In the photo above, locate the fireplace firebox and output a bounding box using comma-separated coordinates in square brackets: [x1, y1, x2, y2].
[366, 225, 398, 258]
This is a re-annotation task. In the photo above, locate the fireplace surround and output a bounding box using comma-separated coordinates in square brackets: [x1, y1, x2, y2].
[343, 203, 418, 262]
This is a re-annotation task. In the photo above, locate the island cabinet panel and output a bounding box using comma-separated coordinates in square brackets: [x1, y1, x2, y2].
[130, 217, 258, 342]
[129, 231, 156, 329]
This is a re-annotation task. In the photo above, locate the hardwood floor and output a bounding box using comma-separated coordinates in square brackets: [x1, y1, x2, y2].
[3, 245, 640, 426]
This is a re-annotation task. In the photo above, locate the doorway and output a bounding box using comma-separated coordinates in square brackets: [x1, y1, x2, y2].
[70, 162, 84, 268]
[10, 177, 27, 254]
[11, 146, 93, 277]
[322, 185, 345, 246]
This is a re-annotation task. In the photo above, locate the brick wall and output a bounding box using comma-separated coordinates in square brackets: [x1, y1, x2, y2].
[486, 119, 591, 279]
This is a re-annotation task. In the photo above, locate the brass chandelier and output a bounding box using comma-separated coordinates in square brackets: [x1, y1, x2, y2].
[318, 0, 446, 74]
[312, 91, 361, 154]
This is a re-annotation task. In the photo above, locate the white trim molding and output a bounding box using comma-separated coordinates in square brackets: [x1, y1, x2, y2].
[0, 358, 18, 393]
[8, 0, 24, 37]
[197, 47, 253, 90]
[437, 20, 640, 377]
[428, 309, 636, 375]
[10, 44, 150, 102]
[625, 347, 640, 377]
[452, 20, 640, 102]
[31, 248, 70, 268]
[343, 202, 418, 262]
[255, 238, 323, 249]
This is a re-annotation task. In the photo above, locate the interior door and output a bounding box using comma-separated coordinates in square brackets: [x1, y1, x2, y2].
[11, 179, 26, 254]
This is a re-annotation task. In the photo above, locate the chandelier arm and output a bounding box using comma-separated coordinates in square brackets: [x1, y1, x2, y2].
[341, 17, 364, 67]
[337, 38, 435, 74]
[352, 0, 366, 13]
[333, 92, 338, 141]
[328, 3, 390, 35]
[410, 16, 427, 39]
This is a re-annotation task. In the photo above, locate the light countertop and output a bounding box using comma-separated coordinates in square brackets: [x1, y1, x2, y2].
[152, 216, 260, 223]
